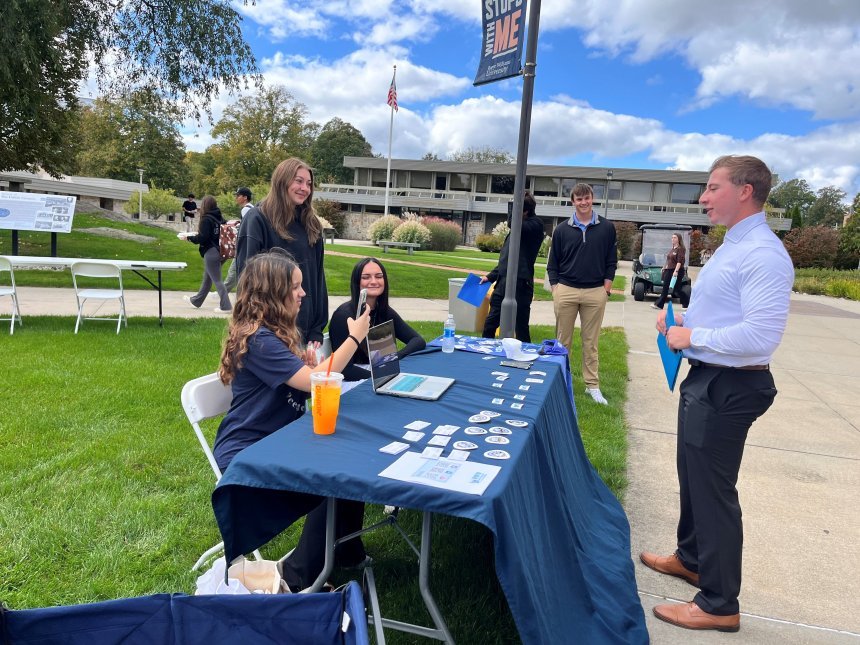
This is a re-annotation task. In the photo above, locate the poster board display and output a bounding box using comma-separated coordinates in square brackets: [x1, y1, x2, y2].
[0, 191, 76, 233]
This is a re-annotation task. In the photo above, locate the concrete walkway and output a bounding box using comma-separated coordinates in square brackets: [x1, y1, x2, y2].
[6, 261, 860, 644]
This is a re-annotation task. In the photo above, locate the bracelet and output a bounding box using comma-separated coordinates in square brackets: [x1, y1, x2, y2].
[348, 334, 361, 347]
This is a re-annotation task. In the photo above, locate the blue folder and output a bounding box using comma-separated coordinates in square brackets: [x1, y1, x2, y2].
[457, 273, 492, 307]
[657, 300, 684, 391]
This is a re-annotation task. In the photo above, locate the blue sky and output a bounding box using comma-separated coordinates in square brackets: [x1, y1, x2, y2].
[180, 0, 860, 200]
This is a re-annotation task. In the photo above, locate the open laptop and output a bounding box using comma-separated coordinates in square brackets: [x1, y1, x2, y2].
[367, 320, 454, 400]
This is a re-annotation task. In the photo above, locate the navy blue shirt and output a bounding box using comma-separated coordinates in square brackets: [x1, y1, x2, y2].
[214, 328, 307, 471]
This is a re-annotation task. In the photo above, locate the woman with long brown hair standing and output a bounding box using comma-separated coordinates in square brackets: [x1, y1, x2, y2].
[234, 158, 327, 345]
[652, 233, 686, 310]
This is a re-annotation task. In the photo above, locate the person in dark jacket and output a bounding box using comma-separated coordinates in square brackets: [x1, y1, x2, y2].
[235, 158, 327, 348]
[328, 257, 425, 382]
[480, 192, 545, 342]
[546, 183, 617, 405]
[183, 195, 231, 313]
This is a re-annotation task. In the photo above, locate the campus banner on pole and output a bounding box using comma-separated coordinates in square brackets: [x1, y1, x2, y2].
[473, 0, 527, 86]
[0, 191, 76, 232]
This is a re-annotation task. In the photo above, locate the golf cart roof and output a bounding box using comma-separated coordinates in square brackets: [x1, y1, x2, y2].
[639, 223, 693, 231]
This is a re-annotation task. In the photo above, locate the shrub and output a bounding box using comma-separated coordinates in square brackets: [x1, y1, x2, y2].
[794, 268, 860, 301]
[613, 221, 637, 260]
[783, 225, 840, 268]
[476, 233, 504, 253]
[689, 229, 706, 266]
[537, 235, 551, 258]
[368, 214, 402, 243]
[314, 199, 345, 233]
[491, 221, 510, 238]
[422, 217, 461, 251]
[392, 220, 432, 247]
[707, 225, 727, 249]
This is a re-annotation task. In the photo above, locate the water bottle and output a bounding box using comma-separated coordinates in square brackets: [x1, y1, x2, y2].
[442, 313, 456, 353]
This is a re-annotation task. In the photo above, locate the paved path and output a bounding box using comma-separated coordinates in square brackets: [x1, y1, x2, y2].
[6, 259, 860, 643]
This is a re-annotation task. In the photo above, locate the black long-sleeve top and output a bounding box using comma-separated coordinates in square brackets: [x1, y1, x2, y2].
[486, 216, 545, 285]
[546, 215, 617, 288]
[328, 301, 426, 382]
[187, 208, 225, 257]
[235, 206, 328, 344]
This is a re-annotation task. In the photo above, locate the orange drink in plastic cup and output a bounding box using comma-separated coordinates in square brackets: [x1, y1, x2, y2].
[310, 372, 343, 435]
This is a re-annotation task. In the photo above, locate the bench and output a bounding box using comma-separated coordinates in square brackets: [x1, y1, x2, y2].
[323, 227, 337, 244]
[377, 240, 421, 255]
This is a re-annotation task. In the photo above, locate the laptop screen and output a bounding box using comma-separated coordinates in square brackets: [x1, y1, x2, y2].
[367, 320, 400, 388]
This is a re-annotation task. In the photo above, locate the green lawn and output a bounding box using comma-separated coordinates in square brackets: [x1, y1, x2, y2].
[0, 317, 628, 643]
[1, 212, 626, 301]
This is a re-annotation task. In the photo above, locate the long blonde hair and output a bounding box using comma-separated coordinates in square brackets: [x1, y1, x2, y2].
[219, 249, 302, 384]
[257, 158, 322, 245]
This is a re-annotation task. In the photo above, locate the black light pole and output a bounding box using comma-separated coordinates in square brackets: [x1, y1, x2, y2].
[500, 0, 541, 339]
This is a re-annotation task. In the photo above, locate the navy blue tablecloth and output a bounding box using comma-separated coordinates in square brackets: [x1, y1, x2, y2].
[212, 350, 647, 644]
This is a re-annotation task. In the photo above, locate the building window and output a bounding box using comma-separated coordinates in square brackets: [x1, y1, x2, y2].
[410, 171, 432, 189]
[622, 181, 652, 202]
[671, 184, 703, 204]
[371, 169, 389, 188]
[607, 181, 622, 200]
[449, 173, 471, 191]
[395, 171, 407, 188]
[491, 175, 515, 194]
[357, 169, 370, 186]
[653, 183, 670, 203]
[475, 175, 489, 193]
[533, 176, 560, 197]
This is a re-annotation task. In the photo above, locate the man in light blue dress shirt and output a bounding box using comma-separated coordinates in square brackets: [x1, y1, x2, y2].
[640, 155, 794, 633]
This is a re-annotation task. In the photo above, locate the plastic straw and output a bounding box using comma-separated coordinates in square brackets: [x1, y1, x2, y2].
[325, 351, 334, 376]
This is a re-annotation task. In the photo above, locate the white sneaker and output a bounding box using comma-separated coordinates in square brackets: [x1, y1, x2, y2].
[585, 388, 608, 405]
[213, 307, 232, 314]
[650, 303, 661, 310]
[182, 295, 200, 309]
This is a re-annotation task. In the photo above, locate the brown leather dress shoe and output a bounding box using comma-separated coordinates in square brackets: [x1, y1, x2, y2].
[653, 601, 740, 632]
[639, 551, 700, 587]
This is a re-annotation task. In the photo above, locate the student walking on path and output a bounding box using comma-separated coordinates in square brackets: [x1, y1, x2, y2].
[183, 195, 231, 313]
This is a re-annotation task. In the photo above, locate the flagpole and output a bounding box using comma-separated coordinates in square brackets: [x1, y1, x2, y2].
[384, 65, 396, 217]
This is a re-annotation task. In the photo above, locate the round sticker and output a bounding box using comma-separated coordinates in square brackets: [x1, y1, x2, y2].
[464, 426, 488, 435]
[453, 441, 478, 450]
[489, 426, 512, 435]
[484, 449, 510, 460]
[468, 414, 491, 423]
[486, 435, 510, 445]
[505, 419, 529, 428]
[479, 410, 501, 418]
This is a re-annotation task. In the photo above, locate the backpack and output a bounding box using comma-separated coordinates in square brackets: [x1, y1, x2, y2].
[219, 220, 240, 260]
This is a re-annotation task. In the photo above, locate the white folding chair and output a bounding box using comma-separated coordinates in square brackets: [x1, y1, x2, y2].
[0, 256, 22, 334]
[181, 372, 262, 570]
[70, 261, 127, 334]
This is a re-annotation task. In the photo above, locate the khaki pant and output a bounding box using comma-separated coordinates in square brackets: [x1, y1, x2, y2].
[553, 284, 607, 389]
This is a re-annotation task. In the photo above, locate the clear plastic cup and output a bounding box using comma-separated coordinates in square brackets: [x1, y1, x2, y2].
[310, 372, 344, 435]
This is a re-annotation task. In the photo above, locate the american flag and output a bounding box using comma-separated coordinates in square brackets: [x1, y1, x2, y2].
[387, 72, 398, 112]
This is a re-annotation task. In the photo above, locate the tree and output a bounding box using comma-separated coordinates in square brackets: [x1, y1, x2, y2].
[311, 118, 373, 184]
[422, 152, 441, 161]
[807, 186, 848, 228]
[209, 86, 319, 189]
[768, 179, 816, 219]
[788, 205, 803, 230]
[1, 0, 258, 176]
[75, 90, 188, 192]
[124, 187, 181, 220]
[836, 212, 860, 269]
[448, 146, 515, 164]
